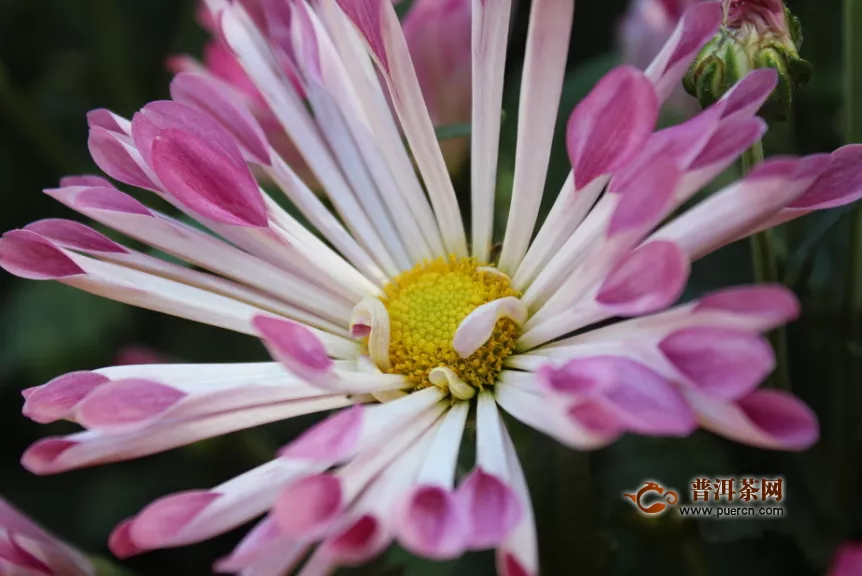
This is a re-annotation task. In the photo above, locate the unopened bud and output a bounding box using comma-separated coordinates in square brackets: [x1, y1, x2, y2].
[683, 0, 812, 120]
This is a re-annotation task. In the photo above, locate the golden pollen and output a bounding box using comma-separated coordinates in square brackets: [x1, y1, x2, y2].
[380, 256, 521, 389]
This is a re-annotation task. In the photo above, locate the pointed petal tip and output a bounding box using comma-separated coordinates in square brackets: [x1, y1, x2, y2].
[253, 315, 334, 377]
[76, 379, 187, 429]
[0, 229, 86, 280]
[22, 371, 110, 424]
[274, 474, 343, 540]
[129, 491, 221, 549]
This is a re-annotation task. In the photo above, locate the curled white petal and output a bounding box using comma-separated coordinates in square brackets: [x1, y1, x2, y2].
[453, 297, 528, 358]
[429, 367, 475, 401]
[350, 298, 391, 371]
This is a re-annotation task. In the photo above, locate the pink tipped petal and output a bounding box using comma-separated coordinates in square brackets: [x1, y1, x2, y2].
[719, 68, 779, 120]
[170, 73, 270, 165]
[88, 127, 157, 191]
[253, 315, 335, 382]
[790, 145, 862, 210]
[660, 327, 775, 400]
[108, 519, 145, 559]
[648, 105, 725, 169]
[22, 372, 110, 424]
[537, 357, 617, 397]
[695, 285, 800, 329]
[273, 474, 343, 541]
[325, 515, 383, 565]
[828, 543, 862, 576]
[548, 356, 696, 436]
[689, 116, 767, 170]
[87, 108, 131, 134]
[567, 66, 659, 188]
[59, 175, 115, 188]
[646, 2, 722, 102]
[24, 219, 128, 254]
[688, 389, 819, 451]
[453, 297, 528, 358]
[397, 486, 469, 559]
[62, 185, 153, 216]
[596, 240, 689, 316]
[21, 439, 78, 473]
[279, 405, 363, 462]
[75, 379, 187, 429]
[568, 401, 626, 436]
[608, 153, 680, 236]
[457, 470, 522, 550]
[151, 128, 267, 227]
[0, 230, 85, 280]
[128, 491, 221, 550]
[334, 0, 389, 70]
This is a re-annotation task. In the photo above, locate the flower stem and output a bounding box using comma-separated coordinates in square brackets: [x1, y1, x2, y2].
[743, 141, 790, 391]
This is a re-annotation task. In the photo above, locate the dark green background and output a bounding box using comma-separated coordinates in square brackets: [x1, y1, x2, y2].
[0, 0, 858, 574]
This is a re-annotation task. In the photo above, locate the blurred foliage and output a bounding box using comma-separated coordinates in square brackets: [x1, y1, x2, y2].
[0, 0, 859, 575]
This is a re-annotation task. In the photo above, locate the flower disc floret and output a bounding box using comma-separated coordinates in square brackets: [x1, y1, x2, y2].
[381, 256, 520, 389]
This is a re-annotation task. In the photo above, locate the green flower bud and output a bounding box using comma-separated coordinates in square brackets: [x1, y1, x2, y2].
[683, 0, 812, 121]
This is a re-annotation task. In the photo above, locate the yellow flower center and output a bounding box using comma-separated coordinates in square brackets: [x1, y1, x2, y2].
[381, 256, 521, 389]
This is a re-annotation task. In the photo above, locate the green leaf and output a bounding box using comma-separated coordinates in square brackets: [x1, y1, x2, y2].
[90, 555, 137, 576]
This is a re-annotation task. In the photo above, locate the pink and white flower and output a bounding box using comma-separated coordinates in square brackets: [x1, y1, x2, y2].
[2, 1, 861, 574]
[0, 496, 94, 575]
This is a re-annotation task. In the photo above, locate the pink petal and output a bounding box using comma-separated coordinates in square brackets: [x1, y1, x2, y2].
[22, 371, 110, 424]
[789, 144, 862, 210]
[151, 128, 267, 227]
[736, 390, 819, 451]
[0, 230, 85, 280]
[108, 519, 145, 559]
[278, 405, 363, 462]
[719, 68, 779, 120]
[253, 315, 334, 382]
[687, 388, 819, 451]
[170, 73, 270, 165]
[273, 474, 343, 540]
[457, 469, 522, 550]
[128, 491, 221, 549]
[396, 486, 469, 559]
[59, 175, 115, 188]
[554, 356, 696, 436]
[325, 515, 383, 565]
[20, 439, 78, 474]
[0, 534, 52, 574]
[646, 2, 722, 102]
[87, 108, 130, 134]
[660, 327, 774, 400]
[75, 379, 187, 429]
[596, 240, 689, 316]
[88, 127, 156, 191]
[537, 357, 617, 397]
[24, 219, 128, 254]
[52, 185, 153, 216]
[607, 152, 680, 236]
[567, 66, 658, 188]
[334, 0, 389, 71]
[567, 401, 626, 437]
[133, 100, 252, 171]
[689, 116, 767, 170]
[694, 285, 800, 329]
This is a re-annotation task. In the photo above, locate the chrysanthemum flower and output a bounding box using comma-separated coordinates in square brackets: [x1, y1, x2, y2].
[0, 496, 94, 575]
[1, 0, 861, 574]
